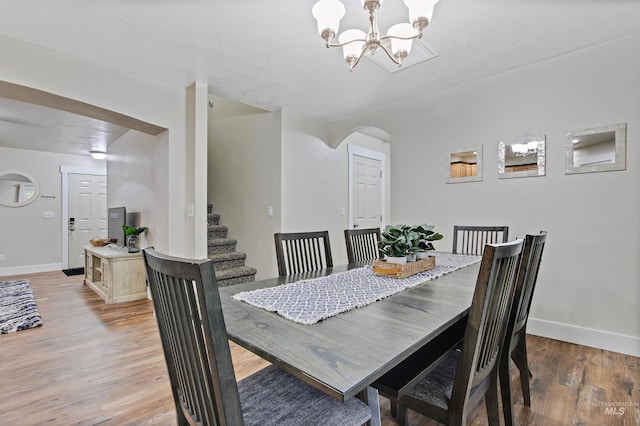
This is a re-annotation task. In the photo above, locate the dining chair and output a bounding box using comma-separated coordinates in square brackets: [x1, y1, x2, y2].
[274, 231, 333, 276]
[344, 227, 382, 263]
[374, 238, 524, 426]
[452, 225, 509, 255]
[142, 247, 371, 426]
[500, 231, 547, 426]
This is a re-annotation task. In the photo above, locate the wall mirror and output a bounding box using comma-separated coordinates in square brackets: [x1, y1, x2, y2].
[0, 169, 41, 207]
[446, 145, 483, 183]
[498, 135, 546, 179]
[565, 123, 626, 174]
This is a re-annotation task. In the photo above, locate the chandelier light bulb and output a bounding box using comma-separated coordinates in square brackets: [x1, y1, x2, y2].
[404, 0, 438, 32]
[312, 0, 346, 43]
[387, 23, 416, 63]
[339, 29, 367, 69]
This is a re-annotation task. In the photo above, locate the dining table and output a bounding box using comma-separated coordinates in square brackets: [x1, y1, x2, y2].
[218, 255, 482, 426]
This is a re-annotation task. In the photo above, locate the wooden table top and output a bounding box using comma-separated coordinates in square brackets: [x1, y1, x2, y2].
[219, 261, 480, 402]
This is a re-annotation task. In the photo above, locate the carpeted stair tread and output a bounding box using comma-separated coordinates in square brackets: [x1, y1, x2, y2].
[215, 266, 257, 279]
[215, 266, 258, 287]
[208, 239, 237, 254]
[208, 251, 248, 271]
[208, 237, 236, 245]
[208, 251, 246, 261]
[208, 224, 228, 239]
[207, 213, 220, 225]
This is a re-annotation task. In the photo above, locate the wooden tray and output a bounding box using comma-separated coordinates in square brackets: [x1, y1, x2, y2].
[372, 256, 435, 279]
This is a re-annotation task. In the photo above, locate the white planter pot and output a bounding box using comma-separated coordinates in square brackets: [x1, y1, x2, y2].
[385, 255, 407, 264]
[406, 253, 416, 262]
[415, 251, 433, 259]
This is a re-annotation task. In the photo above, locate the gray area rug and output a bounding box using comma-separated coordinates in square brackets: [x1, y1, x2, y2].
[0, 279, 43, 334]
[233, 253, 481, 325]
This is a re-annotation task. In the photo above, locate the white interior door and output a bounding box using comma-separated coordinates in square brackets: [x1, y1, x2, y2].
[352, 154, 382, 230]
[68, 174, 107, 269]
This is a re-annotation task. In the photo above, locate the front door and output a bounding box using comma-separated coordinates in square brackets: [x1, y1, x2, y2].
[352, 154, 382, 230]
[68, 174, 108, 269]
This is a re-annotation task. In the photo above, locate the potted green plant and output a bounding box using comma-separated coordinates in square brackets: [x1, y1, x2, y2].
[411, 224, 443, 259]
[378, 224, 419, 264]
[123, 225, 148, 253]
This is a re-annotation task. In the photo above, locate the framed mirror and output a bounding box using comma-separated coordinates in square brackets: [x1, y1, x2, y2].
[498, 135, 546, 179]
[0, 169, 41, 207]
[446, 145, 483, 183]
[565, 123, 626, 174]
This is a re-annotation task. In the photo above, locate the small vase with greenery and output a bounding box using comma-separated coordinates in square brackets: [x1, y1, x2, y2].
[123, 225, 148, 253]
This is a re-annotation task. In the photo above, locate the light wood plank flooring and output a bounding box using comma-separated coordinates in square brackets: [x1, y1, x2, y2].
[1, 271, 638, 425]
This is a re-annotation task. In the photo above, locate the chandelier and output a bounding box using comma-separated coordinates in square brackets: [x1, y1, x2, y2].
[312, 0, 438, 70]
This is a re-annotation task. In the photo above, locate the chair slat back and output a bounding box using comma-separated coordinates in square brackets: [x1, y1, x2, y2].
[143, 248, 244, 426]
[274, 231, 333, 276]
[452, 225, 509, 255]
[513, 232, 547, 333]
[450, 239, 523, 413]
[344, 228, 381, 263]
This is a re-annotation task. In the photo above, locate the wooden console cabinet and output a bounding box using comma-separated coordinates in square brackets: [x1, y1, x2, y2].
[83, 245, 147, 304]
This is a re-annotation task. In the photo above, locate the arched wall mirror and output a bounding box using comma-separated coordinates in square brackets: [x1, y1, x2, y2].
[566, 123, 626, 174]
[498, 135, 546, 179]
[446, 145, 483, 183]
[0, 169, 41, 207]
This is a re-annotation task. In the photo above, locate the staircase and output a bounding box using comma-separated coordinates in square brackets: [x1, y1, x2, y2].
[207, 203, 257, 286]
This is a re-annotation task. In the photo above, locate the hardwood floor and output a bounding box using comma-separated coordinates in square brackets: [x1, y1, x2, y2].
[1, 271, 638, 425]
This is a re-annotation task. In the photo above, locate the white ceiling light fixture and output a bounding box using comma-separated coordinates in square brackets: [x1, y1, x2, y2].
[89, 150, 107, 160]
[312, 0, 438, 70]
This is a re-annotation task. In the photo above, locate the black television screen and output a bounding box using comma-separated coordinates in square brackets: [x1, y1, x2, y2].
[108, 206, 126, 246]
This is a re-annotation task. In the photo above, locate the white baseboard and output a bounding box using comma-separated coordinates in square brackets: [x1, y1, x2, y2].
[527, 317, 640, 358]
[0, 263, 65, 277]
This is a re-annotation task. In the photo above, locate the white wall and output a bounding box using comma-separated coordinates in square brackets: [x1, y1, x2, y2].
[107, 130, 160, 251]
[280, 109, 391, 268]
[0, 146, 105, 274]
[0, 35, 207, 260]
[331, 34, 640, 356]
[208, 96, 282, 280]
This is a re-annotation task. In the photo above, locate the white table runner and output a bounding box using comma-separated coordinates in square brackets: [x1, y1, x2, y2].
[232, 253, 481, 325]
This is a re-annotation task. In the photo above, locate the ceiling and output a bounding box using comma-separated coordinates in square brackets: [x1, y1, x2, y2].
[1, 0, 639, 156]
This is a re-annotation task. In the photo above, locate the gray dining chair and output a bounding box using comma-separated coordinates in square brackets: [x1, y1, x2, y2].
[373, 238, 524, 426]
[500, 231, 547, 426]
[274, 231, 333, 276]
[344, 227, 382, 263]
[142, 247, 371, 426]
[452, 225, 509, 255]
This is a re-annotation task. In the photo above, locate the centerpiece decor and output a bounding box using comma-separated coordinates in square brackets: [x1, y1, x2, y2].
[123, 225, 148, 253]
[375, 223, 443, 278]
